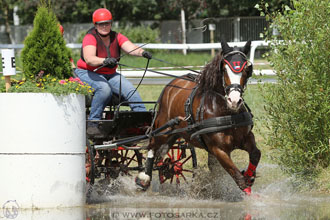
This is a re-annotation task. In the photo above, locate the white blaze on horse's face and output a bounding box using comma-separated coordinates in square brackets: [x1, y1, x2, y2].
[224, 65, 243, 111]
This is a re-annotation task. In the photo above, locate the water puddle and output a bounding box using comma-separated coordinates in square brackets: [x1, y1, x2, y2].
[2, 164, 330, 220]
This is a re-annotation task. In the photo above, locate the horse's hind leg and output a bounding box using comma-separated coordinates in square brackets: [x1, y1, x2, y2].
[135, 149, 155, 190]
[135, 135, 178, 190]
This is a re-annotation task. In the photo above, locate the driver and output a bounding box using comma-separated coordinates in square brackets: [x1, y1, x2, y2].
[75, 8, 152, 136]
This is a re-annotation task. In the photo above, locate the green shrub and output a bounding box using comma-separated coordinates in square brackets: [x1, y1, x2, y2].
[21, 1, 72, 79]
[258, 0, 330, 184]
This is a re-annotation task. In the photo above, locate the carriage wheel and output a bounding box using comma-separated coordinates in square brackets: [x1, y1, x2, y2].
[105, 147, 144, 179]
[86, 139, 95, 185]
[157, 141, 197, 185]
[86, 139, 96, 203]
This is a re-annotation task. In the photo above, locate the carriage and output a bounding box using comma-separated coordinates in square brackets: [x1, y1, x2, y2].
[85, 40, 260, 200]
[85, 82, 198, 200]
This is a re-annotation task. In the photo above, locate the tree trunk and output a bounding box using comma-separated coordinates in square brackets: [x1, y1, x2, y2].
[3, 3, 15, 44]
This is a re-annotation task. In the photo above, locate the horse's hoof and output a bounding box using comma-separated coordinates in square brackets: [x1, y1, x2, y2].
[135, 173, 150, 191]
[135, 177, 150, 191]
[241, 170, 255, 187]
[243, 187, 251, 196]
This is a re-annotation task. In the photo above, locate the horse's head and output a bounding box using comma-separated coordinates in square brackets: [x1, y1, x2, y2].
[220, 40, 253, 111]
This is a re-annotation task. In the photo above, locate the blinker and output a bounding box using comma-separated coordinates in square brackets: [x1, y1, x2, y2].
[224, 53, 247, 73]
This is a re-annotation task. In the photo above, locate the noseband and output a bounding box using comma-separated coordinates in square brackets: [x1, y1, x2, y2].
[225, 83, 244, 95]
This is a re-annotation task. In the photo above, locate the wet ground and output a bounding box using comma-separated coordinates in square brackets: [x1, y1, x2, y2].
[3, 164, 330, 220]
[82, 164, 330, 220]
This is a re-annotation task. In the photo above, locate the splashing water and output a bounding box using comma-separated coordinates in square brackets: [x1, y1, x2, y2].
[85, 163, 330, 220]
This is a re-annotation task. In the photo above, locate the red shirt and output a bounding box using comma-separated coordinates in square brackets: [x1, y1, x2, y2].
[77, 32, 129, 74]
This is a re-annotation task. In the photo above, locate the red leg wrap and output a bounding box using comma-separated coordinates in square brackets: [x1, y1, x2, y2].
[245, 162, 256, 177]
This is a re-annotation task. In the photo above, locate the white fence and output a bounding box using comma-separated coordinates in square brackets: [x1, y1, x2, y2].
[0, 41, 274, 76]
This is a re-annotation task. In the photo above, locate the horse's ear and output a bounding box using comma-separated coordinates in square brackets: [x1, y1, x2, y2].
[221, 40, 232, 54]
[242, 40, 251, 55]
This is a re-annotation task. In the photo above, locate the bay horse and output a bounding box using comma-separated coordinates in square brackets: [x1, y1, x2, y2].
[136, 40, 261, 195]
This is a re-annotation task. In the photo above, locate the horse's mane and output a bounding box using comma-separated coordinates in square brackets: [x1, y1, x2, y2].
[198, 51, 224, 93]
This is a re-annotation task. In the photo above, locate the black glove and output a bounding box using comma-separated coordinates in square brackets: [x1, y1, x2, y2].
[142, 51, 152, 59]
[103, 57, 118, 68]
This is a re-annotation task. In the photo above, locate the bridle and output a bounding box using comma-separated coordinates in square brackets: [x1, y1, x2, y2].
[221, 50, 252, 97]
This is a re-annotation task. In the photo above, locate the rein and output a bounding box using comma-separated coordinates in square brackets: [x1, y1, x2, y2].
[151, 57, 201, 74]
[117, 63, 197, 82]
[152, 112, 253, 139]
[124, 58, 150, 100]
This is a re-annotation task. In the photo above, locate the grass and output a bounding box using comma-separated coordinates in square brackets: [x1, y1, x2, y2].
[316, 167, 330, 193]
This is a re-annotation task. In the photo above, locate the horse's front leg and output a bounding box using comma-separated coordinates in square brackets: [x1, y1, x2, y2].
[241, 132, 261, 194]
[136, 149, 155, 190]
[211, 146, 249, 193]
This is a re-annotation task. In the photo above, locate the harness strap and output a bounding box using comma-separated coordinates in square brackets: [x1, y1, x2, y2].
[196, 95, 205, 121]
[156, 111, 253, 137]
[184, 87, 197, 124]
[194, 94, 209, 151]
[194, 111, 253, 129]
[184, 87, 209, 152]
[190, 115, 253, 139]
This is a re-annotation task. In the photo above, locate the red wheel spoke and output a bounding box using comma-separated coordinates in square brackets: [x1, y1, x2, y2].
[180, 155, 192, 165]
[175, 174, 180, 184]
[167, 152, 172, 160]
[170, 155, 190, 165]
[170, 155, 191, 165]
[177, 149, 182, 160]
[182, 169, 193, 173]
[180, 173, 187, 182]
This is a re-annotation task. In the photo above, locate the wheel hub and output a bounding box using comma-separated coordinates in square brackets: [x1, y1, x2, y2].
[173, 162, 183, 174]
[160, 159, 184, 179]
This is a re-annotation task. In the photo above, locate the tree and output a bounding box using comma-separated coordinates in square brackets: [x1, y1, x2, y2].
[14, 0, 102, 24]
[260, 0, 330, 185]
[0, 0, 16, 43]
[1, 0, 292, 26]
[21, 1, 72, 79]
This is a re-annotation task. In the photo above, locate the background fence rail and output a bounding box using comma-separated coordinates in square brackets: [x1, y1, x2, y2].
[0, 40, 269, 64]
